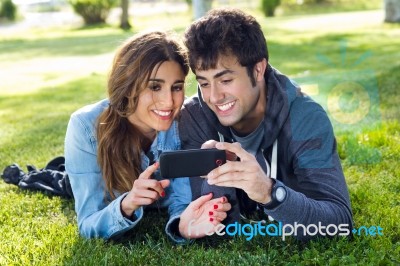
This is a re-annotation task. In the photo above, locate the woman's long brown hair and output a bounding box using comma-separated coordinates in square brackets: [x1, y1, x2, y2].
[97, 31, 188, 200]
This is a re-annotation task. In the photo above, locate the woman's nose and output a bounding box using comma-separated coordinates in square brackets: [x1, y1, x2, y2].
[158, 90, 173, 107]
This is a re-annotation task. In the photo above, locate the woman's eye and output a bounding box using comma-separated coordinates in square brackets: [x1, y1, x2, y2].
[172, 85, 184, 91]
[149, 84, 161, 91]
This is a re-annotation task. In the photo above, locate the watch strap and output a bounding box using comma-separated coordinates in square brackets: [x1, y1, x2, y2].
[260, 179, 286, 210]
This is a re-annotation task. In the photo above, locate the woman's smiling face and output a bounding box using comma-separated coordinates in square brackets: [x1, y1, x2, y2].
[128, 60, 186, 138]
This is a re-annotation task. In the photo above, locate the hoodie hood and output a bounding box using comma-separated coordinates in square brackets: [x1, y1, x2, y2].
[196, 64, 302, 148]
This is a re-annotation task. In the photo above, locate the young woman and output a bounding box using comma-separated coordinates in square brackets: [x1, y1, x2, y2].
[64, 31, 230, 243]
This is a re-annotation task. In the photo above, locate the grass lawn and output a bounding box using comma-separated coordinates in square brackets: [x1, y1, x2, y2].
[0, 5, 399, 266]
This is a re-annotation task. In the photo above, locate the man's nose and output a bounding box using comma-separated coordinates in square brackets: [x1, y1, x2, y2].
[209, 84, 224, 104]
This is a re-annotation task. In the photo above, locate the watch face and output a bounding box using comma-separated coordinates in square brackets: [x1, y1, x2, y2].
[275, 187, 286, 202]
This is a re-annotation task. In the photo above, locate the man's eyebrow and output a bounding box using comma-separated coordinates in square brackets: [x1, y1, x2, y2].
[196, 69, 234, 80]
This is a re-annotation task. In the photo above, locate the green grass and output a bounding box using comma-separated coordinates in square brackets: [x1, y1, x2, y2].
[1, 6, 400, 266]
[0, 28, 132, 61]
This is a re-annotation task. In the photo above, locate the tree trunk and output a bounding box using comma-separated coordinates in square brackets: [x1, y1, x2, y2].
[384, 0, 400, 23]
[120, 0, 131, 30]
[193, 0, 212, 20]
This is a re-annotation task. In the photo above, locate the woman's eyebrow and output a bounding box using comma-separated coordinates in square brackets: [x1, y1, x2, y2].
[148, 79, 185, 84]
[148, 79, 164, 83]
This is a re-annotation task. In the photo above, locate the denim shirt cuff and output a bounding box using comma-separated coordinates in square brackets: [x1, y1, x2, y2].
[165, 214, 193, 245]
[112, 193, 144, 232]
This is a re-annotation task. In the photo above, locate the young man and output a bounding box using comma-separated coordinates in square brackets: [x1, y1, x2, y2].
[179, 8, 353, 241]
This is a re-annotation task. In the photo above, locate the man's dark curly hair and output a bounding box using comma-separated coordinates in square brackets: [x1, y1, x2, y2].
[184, 8, 268, 86]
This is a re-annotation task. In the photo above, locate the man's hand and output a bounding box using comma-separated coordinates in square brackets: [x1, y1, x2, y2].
[201, 140, 237, 161]
[179, 193, 231, 239]
[205, 142, 274, 204]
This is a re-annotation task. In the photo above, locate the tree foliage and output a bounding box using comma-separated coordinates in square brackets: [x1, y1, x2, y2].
[68, 0, 118, 25]
[261, 0, 281, 17]
[0, 0, 17, 21]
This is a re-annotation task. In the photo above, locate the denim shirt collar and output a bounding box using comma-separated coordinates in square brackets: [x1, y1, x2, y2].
[140, 120, 180, 180]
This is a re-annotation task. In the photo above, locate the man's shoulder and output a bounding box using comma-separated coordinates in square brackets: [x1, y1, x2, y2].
[178, 94, 218, 138]
[289, 94, 334, 140]
[180, 94, 205, 119]
[268, 66, 326, 117]
[182, 94, 201, 110]
[291, 94, 327, 119]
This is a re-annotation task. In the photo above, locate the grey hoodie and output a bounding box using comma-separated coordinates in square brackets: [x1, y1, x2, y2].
[178, 65, 353, 240]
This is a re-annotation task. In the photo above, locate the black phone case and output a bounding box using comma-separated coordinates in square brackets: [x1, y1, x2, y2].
[159, 148, 226, 178]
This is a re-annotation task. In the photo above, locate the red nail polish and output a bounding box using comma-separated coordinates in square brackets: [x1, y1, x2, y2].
[161, 191, 166, 197]
[213, 204, 218, 210]
[209, 211, 213, 216]
[210, 218, 214, 222]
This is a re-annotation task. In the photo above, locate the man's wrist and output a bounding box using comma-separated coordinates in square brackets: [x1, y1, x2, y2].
[259, 178, 275, 204]
[260, 179, 287, 209]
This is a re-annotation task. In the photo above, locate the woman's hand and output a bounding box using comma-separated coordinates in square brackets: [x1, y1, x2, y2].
[179, 193, 231, 239]
[121, 162, 170, 218]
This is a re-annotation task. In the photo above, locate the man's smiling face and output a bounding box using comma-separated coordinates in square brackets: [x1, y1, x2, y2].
[195, 55, 267, 134]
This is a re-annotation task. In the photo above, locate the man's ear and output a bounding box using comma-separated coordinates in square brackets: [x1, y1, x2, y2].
[254, 58, 268, 82]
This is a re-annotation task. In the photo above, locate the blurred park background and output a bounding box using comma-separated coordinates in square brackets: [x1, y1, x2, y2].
[0, 0, 399, 265]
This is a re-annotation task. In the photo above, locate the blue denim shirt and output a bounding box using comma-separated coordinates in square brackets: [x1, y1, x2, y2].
[64, 99, 191, 243]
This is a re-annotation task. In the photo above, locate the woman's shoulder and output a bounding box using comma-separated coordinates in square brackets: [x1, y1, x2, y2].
[71, 99, 109, 121]
[68, 99, 109, 137]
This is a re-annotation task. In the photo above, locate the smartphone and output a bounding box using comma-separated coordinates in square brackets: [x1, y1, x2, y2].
[159, 148, 226, 178]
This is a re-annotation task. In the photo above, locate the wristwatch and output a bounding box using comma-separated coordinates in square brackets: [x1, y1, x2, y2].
[261, 179, 287, 209]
